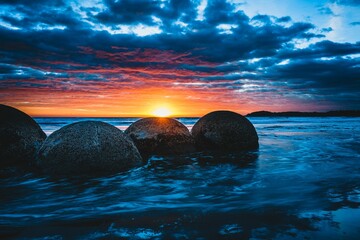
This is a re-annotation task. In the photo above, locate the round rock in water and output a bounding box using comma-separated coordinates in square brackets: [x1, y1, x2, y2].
[191, 111, 259, 151]
[125, 117, 195, 158]
[37, 121, 142, 175]
[0, 104, 46, 166]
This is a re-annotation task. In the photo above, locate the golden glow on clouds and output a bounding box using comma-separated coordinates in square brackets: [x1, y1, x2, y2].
[1, 86, 293, 117]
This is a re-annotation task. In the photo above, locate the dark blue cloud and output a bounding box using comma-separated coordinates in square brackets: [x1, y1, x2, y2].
[92, 0, 197, 27]
[94, 0, 161, 25]
[276, 16, 292, 23]
[332, 0, 360, 5]
[0, 0, 64, 7]
[318, 6, 336, 16]
[278, 41, 360, 59]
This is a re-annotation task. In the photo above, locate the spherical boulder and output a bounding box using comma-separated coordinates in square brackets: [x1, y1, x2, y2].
[37, 121, 142, 175]
[0, 104, 46, 166]
[191, 111, 259, 151]
[125, 117, 195, 158]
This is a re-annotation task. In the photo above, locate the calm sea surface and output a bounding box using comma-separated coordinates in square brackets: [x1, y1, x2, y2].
[1, 117, 360, 239]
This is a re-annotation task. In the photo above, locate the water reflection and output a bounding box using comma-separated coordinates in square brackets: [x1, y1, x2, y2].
[1, 117, 360, 239]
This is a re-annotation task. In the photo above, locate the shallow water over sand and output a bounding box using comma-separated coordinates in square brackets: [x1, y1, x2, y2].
[1, 117, 360, 239]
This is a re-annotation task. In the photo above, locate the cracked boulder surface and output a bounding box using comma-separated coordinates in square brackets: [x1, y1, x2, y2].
[37, 121, 142, 176]
[125, 117, 196, 159]
[191, 111, 259, 151]
[0, 104, 46, 167]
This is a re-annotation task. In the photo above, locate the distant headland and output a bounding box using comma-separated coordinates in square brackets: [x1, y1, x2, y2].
[246, 110, 360, 117]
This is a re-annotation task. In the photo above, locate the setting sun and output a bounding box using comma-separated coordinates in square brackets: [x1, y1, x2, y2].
[153, 107, 171, 117]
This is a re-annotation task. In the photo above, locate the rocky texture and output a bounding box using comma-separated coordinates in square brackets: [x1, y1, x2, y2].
[125, 117, 195, 158]
[191, 111, 259, 151]
[37, 121, 142, 175]
[0, 104, 46, 166]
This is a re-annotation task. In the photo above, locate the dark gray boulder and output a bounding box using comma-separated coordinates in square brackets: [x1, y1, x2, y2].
[0, 104, 46, 166]
[191, 111, 259, 151]
[37, 121, 142, 175]
[125, 117, 195, 158]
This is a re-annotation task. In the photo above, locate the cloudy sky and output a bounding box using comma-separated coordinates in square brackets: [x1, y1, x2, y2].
[0, 0, 359, 116]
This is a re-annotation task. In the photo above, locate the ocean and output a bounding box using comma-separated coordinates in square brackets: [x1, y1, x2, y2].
[1, 117, 360, 239]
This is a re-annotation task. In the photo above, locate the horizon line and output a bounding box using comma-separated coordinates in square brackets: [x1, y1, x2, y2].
[30, 109, 360, 118]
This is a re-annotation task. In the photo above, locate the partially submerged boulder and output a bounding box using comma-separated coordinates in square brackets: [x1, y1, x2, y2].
[191, 111, 259, 151]
[125, 117, 195, 158]
[0, 104, 46, 166]
[37, 121, 142, 175]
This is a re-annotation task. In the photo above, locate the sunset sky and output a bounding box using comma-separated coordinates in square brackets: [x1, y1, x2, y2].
[0, 0, 359, 117]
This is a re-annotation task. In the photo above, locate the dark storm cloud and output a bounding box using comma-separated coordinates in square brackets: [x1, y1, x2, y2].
[204, 0, 241, 24]
[0, 0, 359, 109]
[0, 2, 321, 63]
[267, 58, 360, 88]
[276, 16, 292, 23]
[278, 41, 360, 59]
[321, 27, 333, 32]
[264, 56, 360, 109]
[332, 0, 360, 5]
[0, 0, 64, 7]
[94, 0, 161, 25]
[0, 9, 85, 30]
[318, 6, 336, 15]
[0, 63, 67, 80]
[92, 0, 197, 26]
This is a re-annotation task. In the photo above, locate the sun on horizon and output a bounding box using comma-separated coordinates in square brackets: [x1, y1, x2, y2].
[152, 107, 172, 117]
